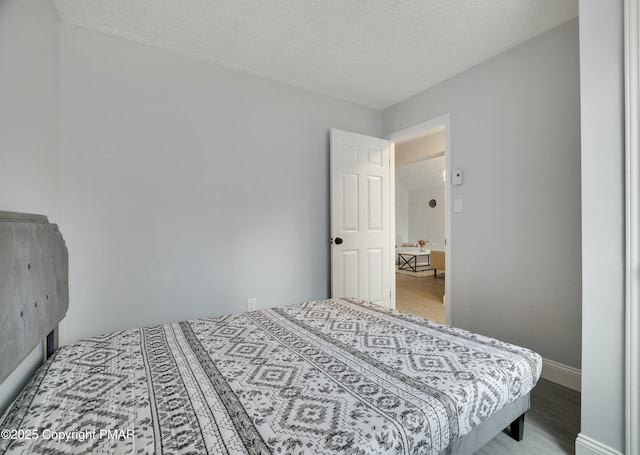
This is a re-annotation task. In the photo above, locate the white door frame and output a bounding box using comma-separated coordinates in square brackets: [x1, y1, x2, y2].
[385, 114, 453, 323]
[625, 0, 639, 452]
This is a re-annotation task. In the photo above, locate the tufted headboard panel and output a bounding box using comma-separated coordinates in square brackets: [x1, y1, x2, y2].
[0, 211, 69, 384]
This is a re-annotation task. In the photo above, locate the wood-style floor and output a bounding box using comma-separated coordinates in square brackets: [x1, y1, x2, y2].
[395, 272, 581, 454]
[479, 378, 581, 454]
[395, 271, 446, 323]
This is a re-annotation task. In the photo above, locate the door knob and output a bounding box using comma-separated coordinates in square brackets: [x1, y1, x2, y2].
[334, 237, 343, 245]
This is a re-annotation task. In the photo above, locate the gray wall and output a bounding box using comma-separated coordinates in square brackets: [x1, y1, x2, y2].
[395, 181, 409, 242]
[59, 23, 381, 343]
[0, 0, 60, 414]
[577, 0, 625, 452]
[0, 0, 60, 219]
[409, 185, 446, 250]
[383, 19, 582, 369]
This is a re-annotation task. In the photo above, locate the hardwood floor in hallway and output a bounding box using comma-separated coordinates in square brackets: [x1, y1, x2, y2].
[395, 272, 446, 323]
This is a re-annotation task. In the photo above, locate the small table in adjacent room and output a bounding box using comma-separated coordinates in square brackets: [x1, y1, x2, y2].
[398, 251, 430, 272]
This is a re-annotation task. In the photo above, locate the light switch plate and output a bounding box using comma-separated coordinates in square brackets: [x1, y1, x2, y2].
[454, 199, 463, 212]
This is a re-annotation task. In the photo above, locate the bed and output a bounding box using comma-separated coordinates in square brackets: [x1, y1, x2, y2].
[0, 211, 542, 454]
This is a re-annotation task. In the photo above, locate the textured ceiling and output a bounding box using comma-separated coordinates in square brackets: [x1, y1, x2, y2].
[52, 0, 578, 110]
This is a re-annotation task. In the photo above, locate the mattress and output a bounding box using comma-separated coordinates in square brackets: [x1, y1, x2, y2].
[0, 298, 542, 454]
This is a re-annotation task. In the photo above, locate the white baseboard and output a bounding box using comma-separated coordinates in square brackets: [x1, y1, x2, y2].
[541, 358, 581, 391]
[575, 434, 624, 455]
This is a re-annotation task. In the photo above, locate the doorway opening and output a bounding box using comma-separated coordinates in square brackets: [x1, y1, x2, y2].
[386, 115, 452, 324]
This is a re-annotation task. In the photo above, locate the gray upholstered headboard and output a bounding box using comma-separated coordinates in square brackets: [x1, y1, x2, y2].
[0, 211, 69, 384]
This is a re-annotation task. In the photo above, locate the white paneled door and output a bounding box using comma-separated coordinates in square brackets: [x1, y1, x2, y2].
[330, 129, 392, 307]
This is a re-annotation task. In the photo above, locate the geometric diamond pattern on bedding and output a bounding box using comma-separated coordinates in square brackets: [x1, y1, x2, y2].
[0, 298, 542, 455]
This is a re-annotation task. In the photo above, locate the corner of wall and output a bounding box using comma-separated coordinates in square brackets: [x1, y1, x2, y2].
[541, 358, 581, 391]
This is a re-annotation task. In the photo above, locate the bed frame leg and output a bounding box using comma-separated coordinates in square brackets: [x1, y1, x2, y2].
[510, 413, 525, 441]
[45, 327, 58, 359]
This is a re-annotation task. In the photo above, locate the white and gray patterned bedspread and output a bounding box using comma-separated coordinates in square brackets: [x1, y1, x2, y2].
[0, 298, 541, 454]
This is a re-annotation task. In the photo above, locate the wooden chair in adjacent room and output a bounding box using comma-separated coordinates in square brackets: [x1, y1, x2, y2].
[430, 250, 445, 278]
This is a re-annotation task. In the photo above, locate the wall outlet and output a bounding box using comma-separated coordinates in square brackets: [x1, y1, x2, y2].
[247, 298, 257, 312]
